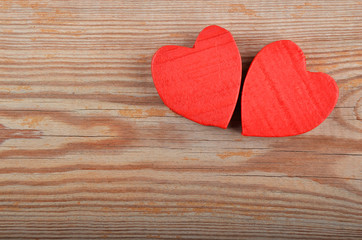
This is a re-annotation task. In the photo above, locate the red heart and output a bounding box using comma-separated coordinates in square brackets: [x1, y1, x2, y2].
[241, 40, 339, 137]
[151, 25, 241, 128]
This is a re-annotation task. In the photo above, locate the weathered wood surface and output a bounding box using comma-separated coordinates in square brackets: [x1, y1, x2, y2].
[0, 0, 361, 239]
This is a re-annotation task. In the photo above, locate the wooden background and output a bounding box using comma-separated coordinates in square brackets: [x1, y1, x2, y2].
[0, 0, 361, 239]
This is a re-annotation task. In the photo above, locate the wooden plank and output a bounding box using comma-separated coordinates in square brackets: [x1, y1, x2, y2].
[0, 0, 361, 239]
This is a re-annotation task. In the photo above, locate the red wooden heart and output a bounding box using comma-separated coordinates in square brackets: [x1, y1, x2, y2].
[241, 40, 339, 137]
[151, 25, 241, 128]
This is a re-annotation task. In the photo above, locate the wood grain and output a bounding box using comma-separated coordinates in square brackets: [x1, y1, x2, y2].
[0, 0, 361, 239]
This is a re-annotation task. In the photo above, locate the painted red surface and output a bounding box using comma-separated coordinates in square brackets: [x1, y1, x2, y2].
[242, 40, 339, 137]
[152, 25, 242, 128]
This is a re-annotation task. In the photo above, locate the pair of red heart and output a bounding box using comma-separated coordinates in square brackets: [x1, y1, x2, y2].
[151, 25, 338, 137]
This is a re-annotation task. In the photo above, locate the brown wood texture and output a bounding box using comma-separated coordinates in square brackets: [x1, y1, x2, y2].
[0, 0, 361, 239]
